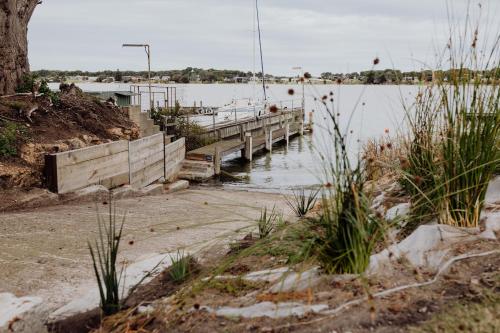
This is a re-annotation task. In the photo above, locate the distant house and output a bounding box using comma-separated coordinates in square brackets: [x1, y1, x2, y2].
[403, 76, 419, 84]
[233, 76, 249, 83]
[102, 77, 115, 83]
[89, 91, 139, 107]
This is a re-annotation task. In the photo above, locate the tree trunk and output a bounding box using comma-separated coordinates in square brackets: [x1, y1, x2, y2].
[0, 0, 39, 95]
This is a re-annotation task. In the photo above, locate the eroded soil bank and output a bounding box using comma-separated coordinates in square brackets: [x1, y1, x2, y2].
[0, 85, 138, 199]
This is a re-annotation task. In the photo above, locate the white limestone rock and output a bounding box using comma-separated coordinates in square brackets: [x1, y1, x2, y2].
[369, 224, 475, 273]
[111, 185, 140, 200]
[269, 267, 321, 293]
[164, 180, 189, 194]
[484, 176, 500, 206]
[479, 211, 500, 240]
[0, 293, 47, 333]
[139, 184, 164, 196]
[385, 203, 411, 221]
[207, 301, 328, 319]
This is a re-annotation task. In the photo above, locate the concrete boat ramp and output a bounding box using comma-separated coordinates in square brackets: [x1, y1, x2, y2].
[0, 188, 292, 332]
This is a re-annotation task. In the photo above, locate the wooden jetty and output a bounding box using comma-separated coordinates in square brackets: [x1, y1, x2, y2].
[179, 107, 305, 180]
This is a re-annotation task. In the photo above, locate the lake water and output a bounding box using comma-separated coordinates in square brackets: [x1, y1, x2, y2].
[56, 82, 420, 192]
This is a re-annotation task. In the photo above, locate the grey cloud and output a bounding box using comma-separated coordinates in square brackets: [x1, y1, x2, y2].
[28, 0, 498, 75]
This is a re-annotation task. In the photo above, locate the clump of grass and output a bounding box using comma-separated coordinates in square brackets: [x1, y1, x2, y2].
[88, 199, 126, 316]
[401, 8, 500, 229]
[313, 81, 386, 274]
[362, 134, 406, 182]
[285, 187, 319, 217]
[169, 251, 193, 283]
[258, 206, 280, 239]
[208, 277, 262, 296]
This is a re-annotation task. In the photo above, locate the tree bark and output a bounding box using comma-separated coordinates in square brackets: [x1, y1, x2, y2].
[0, 0, 39, 95]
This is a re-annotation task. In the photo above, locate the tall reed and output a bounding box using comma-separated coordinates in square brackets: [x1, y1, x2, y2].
[402, 6, 500, 228]
[314, 86, 385, 274]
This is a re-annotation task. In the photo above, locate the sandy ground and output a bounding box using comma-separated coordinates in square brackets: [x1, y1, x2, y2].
[0, 188, 292, 310]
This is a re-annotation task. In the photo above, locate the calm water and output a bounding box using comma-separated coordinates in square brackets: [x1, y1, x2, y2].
[57, 82, 420, 192]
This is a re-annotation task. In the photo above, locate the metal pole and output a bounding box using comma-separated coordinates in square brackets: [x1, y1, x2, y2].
[212, 109, 216, 137]
[145, 45, 153, 111]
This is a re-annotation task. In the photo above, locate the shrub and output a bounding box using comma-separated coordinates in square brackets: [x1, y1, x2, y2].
[16, 74, 37, 93]
[15, 73, 60, 105]
[175, 117, 216, 151]
[0, 122, 25, 157]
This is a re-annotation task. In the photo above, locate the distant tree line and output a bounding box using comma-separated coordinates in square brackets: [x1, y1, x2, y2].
[320, 67, 500, 84]
[31, 66, 500, 84]
[31, 67, 262, 84]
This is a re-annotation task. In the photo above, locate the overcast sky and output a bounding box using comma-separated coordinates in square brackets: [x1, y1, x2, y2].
[28, 0, 499, 76]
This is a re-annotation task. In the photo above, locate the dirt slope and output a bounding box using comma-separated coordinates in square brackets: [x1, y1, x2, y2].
[0, 84, 139, 190]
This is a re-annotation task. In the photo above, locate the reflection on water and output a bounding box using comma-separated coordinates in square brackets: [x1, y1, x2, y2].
[221, 133, 323, 193]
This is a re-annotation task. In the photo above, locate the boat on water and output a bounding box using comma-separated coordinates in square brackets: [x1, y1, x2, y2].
[196, 106, 218, 116]
[216, 0, 268, 122]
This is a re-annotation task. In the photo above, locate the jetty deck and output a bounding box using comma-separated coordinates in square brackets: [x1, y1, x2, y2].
[187, 127, 290, 160]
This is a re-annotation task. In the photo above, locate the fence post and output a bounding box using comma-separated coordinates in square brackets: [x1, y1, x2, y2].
[214, 146, 221, 175]
[244, 132, 253, 161]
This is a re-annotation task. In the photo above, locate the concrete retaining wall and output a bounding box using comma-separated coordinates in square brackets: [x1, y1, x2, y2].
[165, 137, 186, 182]
[129, 133, 165, 188]
[45, 135, 186, 194]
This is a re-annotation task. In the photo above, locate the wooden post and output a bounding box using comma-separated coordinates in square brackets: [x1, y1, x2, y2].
[268, 128, 273, 152]
[285, 122, 290, 147]
[214, 146, 221, 175]
[299, 121, 304, 136]
[239, 124, 245, 141]
[244, 132, 253, 161]
[308, 111, 314, 129]
[265, 126, 270, 151]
